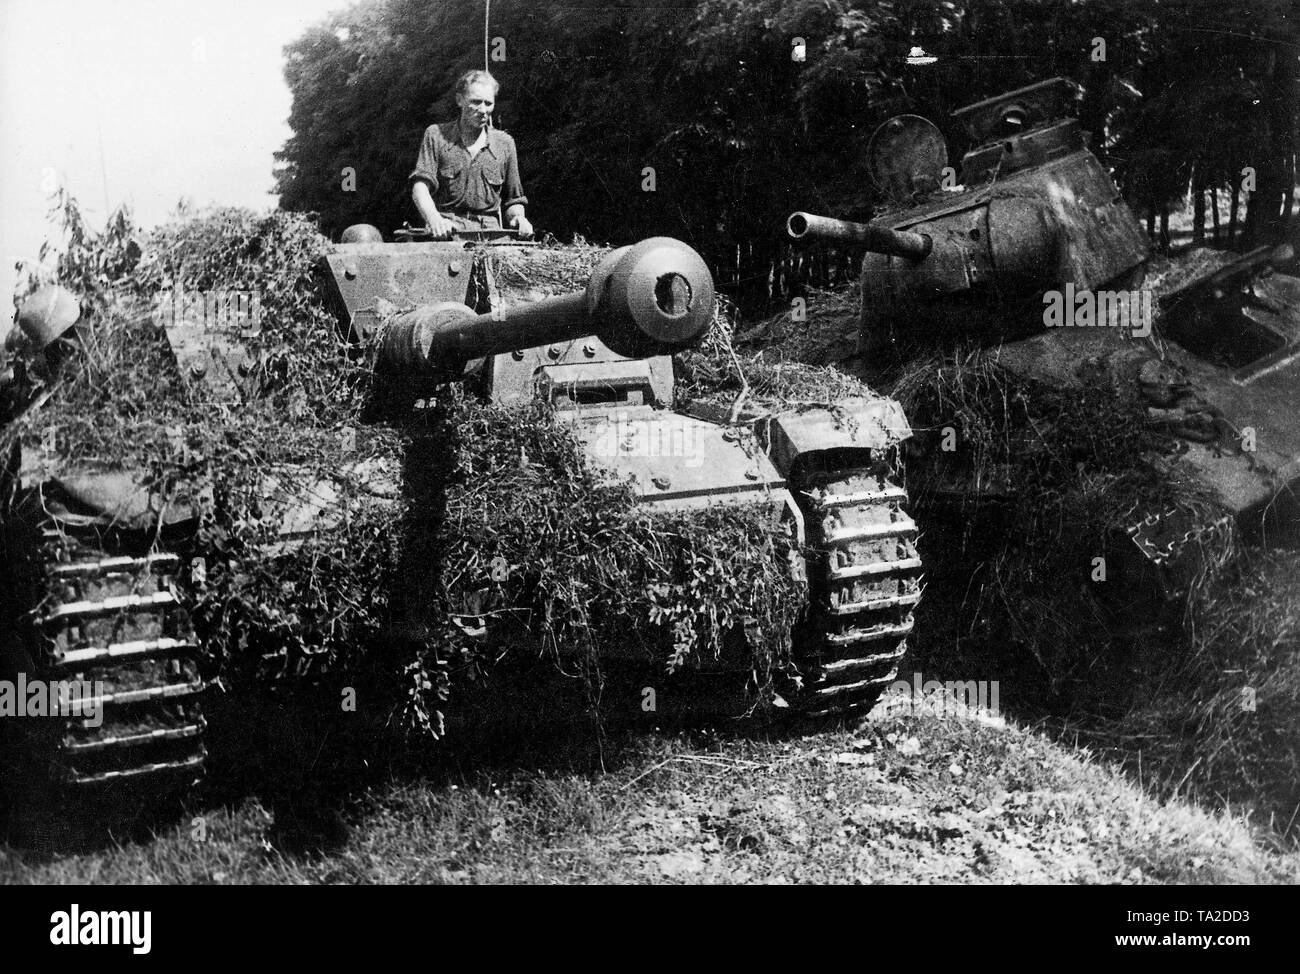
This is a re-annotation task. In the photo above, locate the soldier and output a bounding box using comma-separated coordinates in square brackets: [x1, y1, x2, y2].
[409, 69, 533, 240]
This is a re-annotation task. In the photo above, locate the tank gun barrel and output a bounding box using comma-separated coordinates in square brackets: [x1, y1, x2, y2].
[375, 237, 715, 377]
[787, 212, 932, 262]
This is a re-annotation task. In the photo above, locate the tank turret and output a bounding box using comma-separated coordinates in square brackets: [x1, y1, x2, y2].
[788, 78, 1150, 354]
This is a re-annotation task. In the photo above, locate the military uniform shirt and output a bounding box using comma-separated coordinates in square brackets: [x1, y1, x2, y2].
[409, 122, 528, 216]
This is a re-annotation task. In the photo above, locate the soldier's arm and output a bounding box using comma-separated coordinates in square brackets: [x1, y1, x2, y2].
[411, 180, 442, 227]
[409, 126, 454, 237]
[501, 135, 531, 234]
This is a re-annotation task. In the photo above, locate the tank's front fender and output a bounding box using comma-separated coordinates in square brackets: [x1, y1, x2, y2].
[760, 396, 911, 478]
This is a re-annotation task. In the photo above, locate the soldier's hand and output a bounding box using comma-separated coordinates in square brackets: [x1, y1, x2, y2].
[427, 215, 456, 241]
[509, 214, 534, 239]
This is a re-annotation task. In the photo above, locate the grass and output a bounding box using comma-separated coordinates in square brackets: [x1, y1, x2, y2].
[8, 199, 1295, 882]
[732, 273, 1300, 849]
[4, 694, 1297, 884]
[1104, 548, 1300, 831]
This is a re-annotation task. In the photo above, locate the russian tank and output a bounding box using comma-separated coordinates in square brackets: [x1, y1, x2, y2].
[787, 76, 1300, 570]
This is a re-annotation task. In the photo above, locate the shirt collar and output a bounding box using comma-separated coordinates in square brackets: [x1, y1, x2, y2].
[451, 121, 499, 157]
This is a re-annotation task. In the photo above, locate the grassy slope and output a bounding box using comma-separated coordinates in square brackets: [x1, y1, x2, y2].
[749, 270, 1300, 844]
[4, 697, 1296, 884]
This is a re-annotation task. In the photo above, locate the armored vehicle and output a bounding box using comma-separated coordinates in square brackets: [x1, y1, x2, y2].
[2, 227, 925, 838]
[2, 286, 205, 836]
[321, 227, 923, 715]
[788, 77, 1300, 560]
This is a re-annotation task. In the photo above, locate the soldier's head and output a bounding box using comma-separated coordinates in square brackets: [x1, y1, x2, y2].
[9, 284, 84, 381]
[454, 70, 498, 133]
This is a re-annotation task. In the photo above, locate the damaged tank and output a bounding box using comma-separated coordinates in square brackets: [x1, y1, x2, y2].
[787, 76, 1300, 589]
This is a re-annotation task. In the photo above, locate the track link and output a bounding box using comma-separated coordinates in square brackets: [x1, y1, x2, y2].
[26, 527, 206, 790]
[790, 463, 923, 718]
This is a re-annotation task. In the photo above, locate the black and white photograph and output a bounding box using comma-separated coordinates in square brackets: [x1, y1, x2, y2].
[0, 0, 1296, 914]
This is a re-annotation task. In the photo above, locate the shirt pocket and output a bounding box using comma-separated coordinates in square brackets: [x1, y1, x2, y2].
[437, 160, 466, 202]
[480, 158, 505, 195]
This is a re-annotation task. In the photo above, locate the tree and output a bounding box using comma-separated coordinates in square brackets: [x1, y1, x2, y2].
[274, 0, 1298, 308]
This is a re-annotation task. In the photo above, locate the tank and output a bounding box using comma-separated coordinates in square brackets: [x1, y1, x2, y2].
[788, 79, 1151, 353]
[2, 226, 926, 839]
[321, 228, 924, 715]
[2, 287, 205, 842]
[787, 76, 1300, 557]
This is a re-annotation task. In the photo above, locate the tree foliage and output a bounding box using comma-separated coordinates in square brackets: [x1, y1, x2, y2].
[274, 0, 1299, 286]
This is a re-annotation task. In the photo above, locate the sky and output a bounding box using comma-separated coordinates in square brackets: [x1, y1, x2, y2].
[1, 0, 352, 316]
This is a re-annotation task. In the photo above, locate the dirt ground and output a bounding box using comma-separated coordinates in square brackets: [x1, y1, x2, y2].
[4, 691, 1296, 885]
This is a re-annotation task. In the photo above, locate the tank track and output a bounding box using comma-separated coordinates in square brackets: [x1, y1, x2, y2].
[3, 520, 206, 819]
[790, 463, 923, 718]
